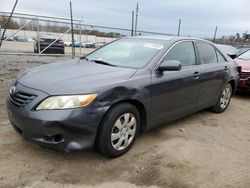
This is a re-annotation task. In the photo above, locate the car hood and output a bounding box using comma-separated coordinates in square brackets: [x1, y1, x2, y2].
[235, 58, 250, 71]
[18, 59, 137, 95]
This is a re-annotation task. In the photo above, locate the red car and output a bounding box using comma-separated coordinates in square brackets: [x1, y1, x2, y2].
[235, 49, 250, 91]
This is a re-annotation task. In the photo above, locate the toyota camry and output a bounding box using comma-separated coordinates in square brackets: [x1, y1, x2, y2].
[7, 36, 239, 157]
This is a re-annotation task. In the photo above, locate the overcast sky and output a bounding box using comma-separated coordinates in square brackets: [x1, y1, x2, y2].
[1, 0, 250, 38]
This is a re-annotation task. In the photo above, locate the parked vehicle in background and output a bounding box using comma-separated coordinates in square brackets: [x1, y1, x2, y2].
[95, 42, 106, 48]
[27, 38, 35, 42]
[34, 34, 64, 54]
[216, 44, 238, 59]
[7, 36, 239, 158]
[72, 41, 81, 48]
[64, 41, 72, 47]
[13, 35, 28, 42]
[234, 49, 250, 91]
[83, 41, 95, 48]
[237, 45, 250, 56]
[65, 40, 81, 47]
[5, 35, 15, 41]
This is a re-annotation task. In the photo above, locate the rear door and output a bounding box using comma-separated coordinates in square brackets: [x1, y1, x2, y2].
[195, 41, 229, 109]
[150, 41, 201, 126]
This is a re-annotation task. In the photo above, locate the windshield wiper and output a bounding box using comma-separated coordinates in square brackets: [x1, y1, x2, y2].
[91, 59, 116, 67]
[80, 56, 89, 60]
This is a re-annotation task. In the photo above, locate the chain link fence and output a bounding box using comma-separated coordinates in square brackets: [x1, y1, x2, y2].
[0, 12, 173, 57]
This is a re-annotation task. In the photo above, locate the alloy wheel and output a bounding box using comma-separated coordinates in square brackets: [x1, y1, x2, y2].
[111, 113, 137, 151]
[220, 86, 231, 109]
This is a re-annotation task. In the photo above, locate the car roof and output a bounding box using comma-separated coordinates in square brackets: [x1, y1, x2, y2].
[126, 36, 221, 48]
[130, 35, 175, 41]
[127, 35, 207, 42]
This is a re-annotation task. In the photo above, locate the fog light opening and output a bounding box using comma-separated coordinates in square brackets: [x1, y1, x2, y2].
[43, 134, 64, 143]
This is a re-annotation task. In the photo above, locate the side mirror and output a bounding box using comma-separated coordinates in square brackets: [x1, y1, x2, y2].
[158, 60, 182, 71]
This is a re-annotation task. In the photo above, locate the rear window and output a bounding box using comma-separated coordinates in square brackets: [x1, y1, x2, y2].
[216, 50, 227, 62]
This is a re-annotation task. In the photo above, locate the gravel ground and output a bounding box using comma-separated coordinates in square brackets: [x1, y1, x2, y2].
[0, 54, 250, 188]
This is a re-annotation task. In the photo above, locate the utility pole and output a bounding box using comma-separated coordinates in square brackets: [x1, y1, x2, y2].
[134, 3, 139, 36]
[243, 30, 248, 39]
[79, 19, 82, 55]
[36, 16, 40, 53]
[213, 26, 218, 43]
[70, 1, 75, 59]
[131, 11, 134, 36]
[177, 19, 181, 36]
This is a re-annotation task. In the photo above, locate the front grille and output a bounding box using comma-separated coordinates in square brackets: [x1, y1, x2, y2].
[9, 92, 37, 107]
[241, 72, 250, 79]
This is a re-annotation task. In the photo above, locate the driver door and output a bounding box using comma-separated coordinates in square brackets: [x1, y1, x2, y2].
[150, 41, 201, 126]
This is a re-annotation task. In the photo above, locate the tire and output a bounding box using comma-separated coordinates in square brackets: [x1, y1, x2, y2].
[96, 103, 140, 158]
[212, 83, 232, 113]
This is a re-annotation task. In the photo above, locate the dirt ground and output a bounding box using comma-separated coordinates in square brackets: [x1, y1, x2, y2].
[0, 54, 250, 188]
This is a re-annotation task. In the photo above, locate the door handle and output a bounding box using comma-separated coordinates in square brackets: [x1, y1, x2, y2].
[193, 71, 200, 79]
[224, 66, 229, 71]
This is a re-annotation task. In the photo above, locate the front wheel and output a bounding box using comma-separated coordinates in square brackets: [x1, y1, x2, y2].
[96, 103, 140, 158]
[212, 83, 232, 113]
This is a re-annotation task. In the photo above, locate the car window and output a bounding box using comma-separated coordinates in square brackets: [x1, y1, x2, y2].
[216, 50, 227, 62]
[197, 42, 217, 64]
[163, 41, 196, 67]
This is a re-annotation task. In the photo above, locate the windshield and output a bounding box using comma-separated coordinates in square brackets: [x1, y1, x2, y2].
[86, 38, 166, 68]
[237, 49, 250, 60]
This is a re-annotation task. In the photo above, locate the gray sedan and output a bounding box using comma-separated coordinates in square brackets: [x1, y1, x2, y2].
[7, 36, 239, 157]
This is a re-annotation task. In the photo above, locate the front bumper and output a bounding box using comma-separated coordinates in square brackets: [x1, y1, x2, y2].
[6, 82, 107, 152]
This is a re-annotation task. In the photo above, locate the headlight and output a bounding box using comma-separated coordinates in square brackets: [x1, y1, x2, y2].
[36, 94, 97, 110]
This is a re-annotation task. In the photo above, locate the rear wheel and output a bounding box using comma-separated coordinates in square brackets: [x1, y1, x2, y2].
[212, 83, 232, 113]
[96, 103, 140, 158]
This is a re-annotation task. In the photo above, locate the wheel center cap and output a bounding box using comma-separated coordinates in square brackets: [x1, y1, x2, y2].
[121, 129, 127, 136]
